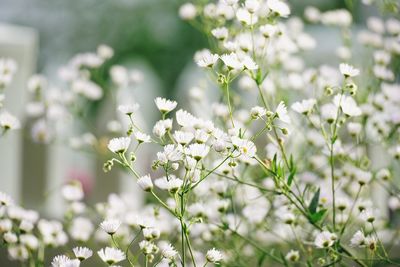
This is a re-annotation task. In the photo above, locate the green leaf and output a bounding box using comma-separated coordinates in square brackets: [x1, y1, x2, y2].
[310, 209, 327, 223]
[308, 188, 320, 214]
[287, 166, 296, 187]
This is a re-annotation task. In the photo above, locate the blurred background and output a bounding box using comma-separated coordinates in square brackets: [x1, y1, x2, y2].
[0, 0, 396, 265]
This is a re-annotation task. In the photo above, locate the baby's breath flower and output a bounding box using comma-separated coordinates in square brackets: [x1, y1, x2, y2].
[73, 246, 93, 261]
[314, 231, 336, 248]
[155, 97, 177, 114]
[100, 219, 121, 235]
[206, 248, 223, 263]
[108, 137, 131, 154]
[339, 63, 360, 78]
[137, 175, 153, 192]
[97, 247, 125, 265]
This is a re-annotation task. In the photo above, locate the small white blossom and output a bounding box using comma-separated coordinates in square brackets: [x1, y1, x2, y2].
[73, 246, 93, 261]
[108, 137, 131, 153]
[206, 248, 223, 263]
[100, 219, 121, 235]
[97, 247, 125, 265]
[314, 231, 337, 248]
[339, 63, 360, 78]
[137, 175, 153, 192]
[155, 97, 177, 113]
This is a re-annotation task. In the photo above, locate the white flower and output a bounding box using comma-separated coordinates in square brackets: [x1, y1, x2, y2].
[118, 104, 139, 116]
[333, 95, 362, 117]
[231, 136, 257, 158]
[245, 0, 260, 13]
[251, 106, 267, 119]
[291, 99, 316, 115]
[134, 131, 151, 143]
[360, 208, 375, 223]
[350, 230, 366, 247]
[161, 243, 178, 259]
[155, 97, 177, 113]
[179, 3, 196, 20]
[100, 219, 121, 235]
[188, 143, 210, 161]
[155, 176, 183, 193]
[314, 231, 337, 248]
[241, 56, 258, 70]
[267, 0, 290, 17]
[0, 111, 20, 130]
[260, 24, 278, 38]
[3, 232, 17, 244]
[321, 103, 338, 123]
[206, 248, 223, 263]
[0, 191, 13, 206]
[347, 122, 362, 136]
[339, 63, 360, 77]
[97, 44, 114, 59]
[211, 27, 229, 41]
[276, 101, 291, 123]
[72, 79, 103, 100]
[97, 247, 125, 265]
[51, 255, 71, 267]
[173, 130, 194, 145]
[176, 109, 196, 128]
[220, 53, 243, 70]
[236, 8, 257, 25]
[61, 183, 84, 202]
[285, 250, 300, 262]
[73, 247, 93, 261]
[108, 137, 131, 153]
[364, 236, 377, 251]
[137, 175, 153, 192]
[20, 234, 39, 250]
[196, 50, 219, 68]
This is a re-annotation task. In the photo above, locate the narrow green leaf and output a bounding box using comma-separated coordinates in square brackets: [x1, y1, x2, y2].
[308, 188, 320, 214]
[310, 209, 327, 223]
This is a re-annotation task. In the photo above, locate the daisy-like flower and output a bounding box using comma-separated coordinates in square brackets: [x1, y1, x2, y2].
[134, 131, 151, 143]
[260, 24, 278, 38]
[155, 176, 184, 193]
[196, 50, 219, 68]
[231, 136, 257, 158]
[0, 191, 13, 206]
[173, 131, 194, 145]
[339, 63, 360, 78]
[211, 27, 229, 41]
[314, 231, 337, 248]
[275, 101, 291, 123]
[220, 53, 243, 70]
[285, 250, 300, 262]
[206, 248, 223, 263]
[236, 8, 257, 25]
[100, 219, 121, 235]
[350, 230, 366, 247]
[188, 143, 210, 161]
[118, 103, 139, 116]
[267, 0, 290, 18]
[0, 111, 20, 131]
[137, 175, 153, 192]
[333, 95, 362, 117]
[161, 243, 178, 259]
[291, 98, 317, 115]
[97, 247, 125, 265]
[155, 97, 177, 114]
[107, 137, 131, 154]
[51, 255, 70, 267]
[73, 246, 93, 261]
[241, 56, 258, 70]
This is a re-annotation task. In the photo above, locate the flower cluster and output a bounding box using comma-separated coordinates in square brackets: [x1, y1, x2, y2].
[1, 0, 400, 266]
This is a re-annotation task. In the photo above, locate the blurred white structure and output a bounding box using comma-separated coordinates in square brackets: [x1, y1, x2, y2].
[0, 24, 38, 202]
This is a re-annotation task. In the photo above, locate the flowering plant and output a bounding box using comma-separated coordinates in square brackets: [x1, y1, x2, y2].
[1, 0, 400, 267]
